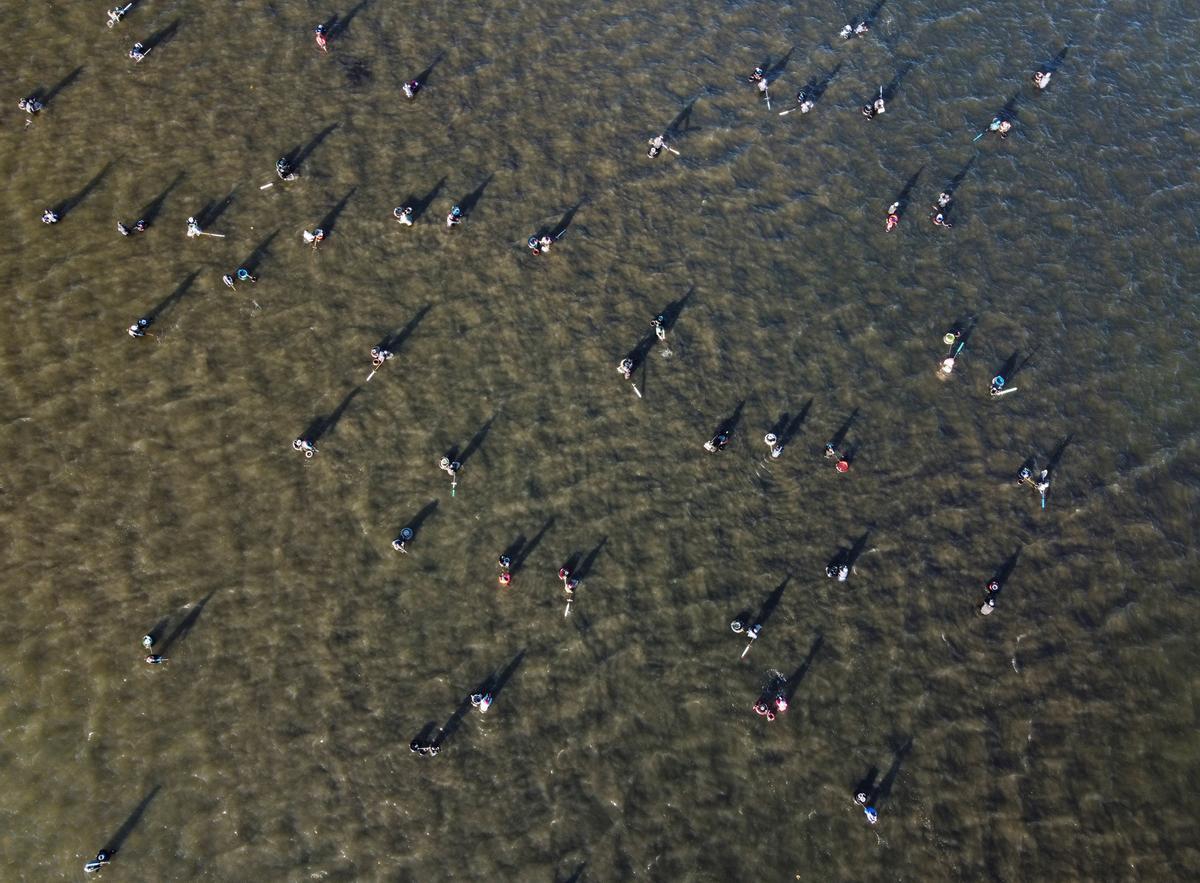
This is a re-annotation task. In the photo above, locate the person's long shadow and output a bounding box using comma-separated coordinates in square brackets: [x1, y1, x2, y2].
[853, 765, 880, 800]
[624, 332, 656, 370]
[576, 537, 607, 581]
[829, 530, 871, 571]
[398, 499, 438, 540]
[485, 648, 525, 702]
[144, 270, 201, 321]
[754, 576, 789, 627]
[316, 189, 356, 235]
[1046, 434, 1073, 475]
[764, 46, 794, 83]
[379, 304, 431, 353]
[893, 167, 923, 208]
[804, 62, 842, 104]
[990, 548, 1021, 589]
[159, 590, 216, 654]
[559, 863, 586, 883]
[433, 692, 474, 748]
[53, 162, 113, 219]
[407, 177, 445, 221]
[664, 99, 697, 138]
[550, 197, 587, 240]
[326, 0, 370, 38]
[950, 314, 978, 347]
[412, 52, 443, 87]
[771, 399, 812, 446]
[948, 154, 976, 194]
[784, 633, 823, 702]
[36, 65, 84, 106]
[100, 785, 160, 857]
[993, 346, 1037, 383]
[301, 387, 362, 442]
[827, 407, 858, 451]
[506, 517, 553, 575]
[882, 60, 914, 102]
[144, 19, 181, 52]
[445, 416, 494, 467]
[195, 187, 237, 229]
[863, 0, 889, 22]
[285, 122, 340, 171]
[1044, 44, 1070, 72]
[714, 400, 745, 438]
[875, 738, 913, 803]
[656, 285, 694, 333]
[137, 172, 185, 226]
[239, 229, 279, 275]
[998, 89, 1021, 121]
[457, 174, 493, 217]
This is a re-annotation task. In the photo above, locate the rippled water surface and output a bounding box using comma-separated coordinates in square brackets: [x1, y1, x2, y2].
[2, 0, 1198, 879]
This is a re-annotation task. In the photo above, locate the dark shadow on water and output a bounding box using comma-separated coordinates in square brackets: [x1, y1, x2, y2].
[336, 55, 372, 88]
[893, 167, 923, 209]
[882, 60, 914, 102]
[772, 398, 812, 445]
[551, 197, 587, 240]
[457, 174, 493, 217]
[316, 189, 355, 235]
[411, 720, 436, 748]
[827, 407, 858, 451]
[714, 400, 745, 438]
[302, 387, 361, 442]
[753, 576, 789, 627]
[664, 99, 696, 137]
[398, 499, 438, 540]
[408, 177, 445, 221]
[864, 0, 889, 22]
[413, 52, 443, 87]
[433, 692, 474, 748]
[101, 785, 160, 857]
[145, 270, 201, 321]
[485, 649, 525, 701]
[380, 303, 431, 353]
[875, 738, 913, 803]
[239, 229, 279, 275]
[1046, 434, 1073, 475]
[445, 416, 494, 467]
[559, 863, 587, 883]
[990, 548, 1021, 590]
[330, 0, 370, 38]
[577, 537, 607, 581]
[999, 89, 1021, 121]
[764, 46, 794, 83]
[508, 518, 553, 575]
[285, 122, 340, 171]
[1044, 45, 1070, 73]
[994, 346, 1037, 383]
[138, 172, 185, 226]
[829, 530, 871, 571]
[656, 286, 694, 333]
[53, 162, 113, 219]
[160, 590, 216, 654]
[950, 315, 977, 348]
[784, 633, 823, 702]
[804, 63, 842, 103]
[195, 187, 237, 229]
[36, 65, 84, 106]
[624, 332, 656, 370]
[144, 19, 181, 52]
[143, 616, 170, 646]
[854, 765, 880, 800]
[948, 154, 976, 193]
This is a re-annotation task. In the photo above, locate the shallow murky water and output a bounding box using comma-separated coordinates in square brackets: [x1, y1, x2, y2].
[1, 0, 1198, 879]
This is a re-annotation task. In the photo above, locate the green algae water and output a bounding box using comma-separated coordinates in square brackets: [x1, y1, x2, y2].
[1, 0, 1198, 879]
